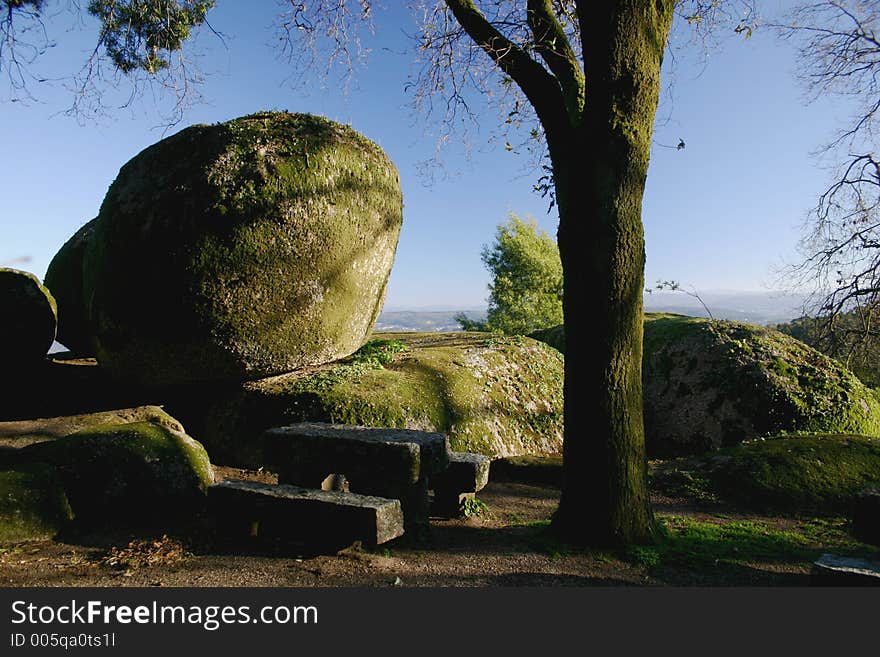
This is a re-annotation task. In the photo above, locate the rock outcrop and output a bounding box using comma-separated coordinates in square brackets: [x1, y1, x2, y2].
[0, 268, 57, 366]
[168, 333, 564, 467]
[83, 111, 403, 386]
[44, 218, 98, 356]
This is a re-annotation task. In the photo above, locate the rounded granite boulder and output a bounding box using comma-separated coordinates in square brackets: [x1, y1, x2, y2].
[44, 218, 98, 356]
[643, 314, 880, 456]
[83, 111, 403, 386]
[167, 333, 564, 468]
[528, 315, 880, 456]
[0, 268, 57, 365]
[20, 421, 214, 526]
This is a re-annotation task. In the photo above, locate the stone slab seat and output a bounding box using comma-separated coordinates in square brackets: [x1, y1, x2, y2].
[430, 451, 491, 517]
[263, 422, 450, 532]
[810, 553, 880, 586]
[208, 479, 404, 548]
[264, 423, 449, 485]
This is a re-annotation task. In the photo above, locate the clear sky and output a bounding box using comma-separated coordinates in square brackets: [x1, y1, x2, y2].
[0, 1, 847, 310]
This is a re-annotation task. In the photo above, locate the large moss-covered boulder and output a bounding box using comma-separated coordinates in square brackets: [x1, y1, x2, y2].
[20, 421, 213, 526]
[644, 314, 880, 456]
[83, 111, 403, 386]
[697, 434, 880, 513]
[0, 268, 57, 366]
[0, 463, 73, 543]
[170, 333, 564, 468]
[529, 316, 880, 456]
[44, 218, 98, 356]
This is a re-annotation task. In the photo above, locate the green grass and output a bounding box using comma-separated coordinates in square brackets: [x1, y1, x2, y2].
[348, 339, 409, 367]
[623, 515, 876, 570]
[505, 511, 876, 574]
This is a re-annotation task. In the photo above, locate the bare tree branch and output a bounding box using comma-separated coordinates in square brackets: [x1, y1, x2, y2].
[0, 0, 54, 101]
[1, 1, 218, 126]
[780, 2, 880, 351]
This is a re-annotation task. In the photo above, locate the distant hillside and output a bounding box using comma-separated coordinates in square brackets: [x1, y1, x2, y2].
[643, 291, 807, 326]
[374, 310, 485, 332]
[376, 292, 807, 333]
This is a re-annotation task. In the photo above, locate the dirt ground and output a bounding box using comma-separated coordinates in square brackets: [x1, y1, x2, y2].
[4, 463, 869, 587]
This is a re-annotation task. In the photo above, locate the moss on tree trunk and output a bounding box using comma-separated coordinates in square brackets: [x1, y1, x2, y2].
[550, 2, 674, 545]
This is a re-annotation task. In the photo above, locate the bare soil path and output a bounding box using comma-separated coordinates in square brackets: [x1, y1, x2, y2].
[4, 464, 872, 587]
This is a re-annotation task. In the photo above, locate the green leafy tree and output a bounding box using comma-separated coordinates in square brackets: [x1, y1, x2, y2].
[1, 1, 215, 122]
[477, 213, 562, 335]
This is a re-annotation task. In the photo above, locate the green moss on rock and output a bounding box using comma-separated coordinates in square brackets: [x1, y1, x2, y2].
[0, 405, 185, 451]
[44, 218, 98, 356]
[83, 111, 403, 386]
[702, 434, 880, 513]
[175, 332, 564, 467]
[644, 314, 880, 456]
[20, 421, 213, 526]
[0, 463, 73, 543]
[528, 325, 565, 353]
[0, 268, 57, 365]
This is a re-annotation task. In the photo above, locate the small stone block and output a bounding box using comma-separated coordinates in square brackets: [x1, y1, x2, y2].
[852, 488, 880, 546]
[208, 479, 404, 547]
[431, 451, 490, 494]
[265, 423, 450, 488]
[811, 553, 880, 586]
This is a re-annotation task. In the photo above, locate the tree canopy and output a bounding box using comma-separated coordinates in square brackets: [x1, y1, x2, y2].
[462, 213, 562, 335]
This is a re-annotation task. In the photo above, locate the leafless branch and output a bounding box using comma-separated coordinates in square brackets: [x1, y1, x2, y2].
[779, 2, 880, 349]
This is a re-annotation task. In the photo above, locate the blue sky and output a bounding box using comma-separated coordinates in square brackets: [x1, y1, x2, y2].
[0, 1, 846, 309]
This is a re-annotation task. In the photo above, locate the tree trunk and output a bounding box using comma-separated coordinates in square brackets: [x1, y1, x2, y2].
[550, 2, 674, 545]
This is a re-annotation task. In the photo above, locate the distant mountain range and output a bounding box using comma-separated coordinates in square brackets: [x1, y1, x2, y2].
[49, 292, 809, 351]
[642, 290, 809, 326]
[375, 310, 483, 332]
[376, 291, 810, 333]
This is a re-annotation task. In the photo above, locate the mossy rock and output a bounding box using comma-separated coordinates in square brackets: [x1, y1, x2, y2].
[0, 463, 73, 543]
[44, 218, 98, 356]
[83, 111, 403, 386]
[20, 421, 213, 526]
[0, 268, 57, 366]
[170, 333, 564, 468]
[644, 314, 880, 456]
[528, 325, 565, 353]
[702, 434, 880, 513]
[0, 405, 184, 453]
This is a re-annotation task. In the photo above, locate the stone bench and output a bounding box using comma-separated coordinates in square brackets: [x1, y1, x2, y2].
[264, 423, 449, 532]
[208, 479, 404, 549]
[430, 451, 490, 517]
[810, 553, 880, 586]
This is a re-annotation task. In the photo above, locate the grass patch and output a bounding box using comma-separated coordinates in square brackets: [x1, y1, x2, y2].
[650, 463, 718, 503]
[623, 515, 876, 571]
[348, 339, 409, 367]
